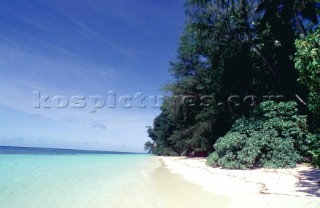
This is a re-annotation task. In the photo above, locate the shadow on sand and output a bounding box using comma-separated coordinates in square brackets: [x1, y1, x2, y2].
[297, 167, 320, 197]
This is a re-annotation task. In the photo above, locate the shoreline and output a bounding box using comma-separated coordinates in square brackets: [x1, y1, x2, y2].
[160, 156, 320, 208]
[106, 155, 230, 208]
[151, 157, 230, 208]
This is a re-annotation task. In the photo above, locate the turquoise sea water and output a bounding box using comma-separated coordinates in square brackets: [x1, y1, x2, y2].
[0, 147, 157, 208]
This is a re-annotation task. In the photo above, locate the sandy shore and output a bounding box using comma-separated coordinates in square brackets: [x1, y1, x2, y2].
[107, 156, 229, 208]
[152, 158, 229, 208]
[160, 156, 320, 208]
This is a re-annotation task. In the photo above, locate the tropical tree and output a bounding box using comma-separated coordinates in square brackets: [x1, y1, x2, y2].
[145, 0, 319, 159]
[295, 26, 320, 132]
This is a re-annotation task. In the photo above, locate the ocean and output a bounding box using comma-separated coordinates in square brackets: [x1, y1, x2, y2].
[0, 146, 159, 208]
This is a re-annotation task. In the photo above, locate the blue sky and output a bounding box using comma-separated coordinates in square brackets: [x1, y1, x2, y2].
[0, 0, 185, 152]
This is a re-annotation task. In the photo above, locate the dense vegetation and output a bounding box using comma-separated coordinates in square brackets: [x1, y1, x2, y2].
[207, 101, 314, 169]
[295, 26, 320, 167]
[145, 0, 320, 168]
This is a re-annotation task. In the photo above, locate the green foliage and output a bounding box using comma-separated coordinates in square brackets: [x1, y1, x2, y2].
[295, 26, 320, 131]
[160, 148, 180, 157]
[145, 1, 319, 165]
[310, 149, 320, 168]
[145, 111, 177, 155]
[295, 26, 320, 167]
[307, 134, 320, 168]
[207, 101, 313, 169]
[144, 141, 154, 154]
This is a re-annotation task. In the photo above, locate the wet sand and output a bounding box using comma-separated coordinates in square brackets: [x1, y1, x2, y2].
[152, 159, 230, 208]
[108, 156, 230, 208]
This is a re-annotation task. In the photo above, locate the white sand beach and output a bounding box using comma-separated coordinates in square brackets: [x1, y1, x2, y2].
[160, 156, 320, 208]
[108, 156, 230, 208]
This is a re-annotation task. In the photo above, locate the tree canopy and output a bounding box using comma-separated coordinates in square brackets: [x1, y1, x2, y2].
[145, 0, 319, 167]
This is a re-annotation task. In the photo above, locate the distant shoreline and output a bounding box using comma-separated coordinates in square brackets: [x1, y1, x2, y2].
[0, 146, 145, 155]
[160, 156, 320, 208]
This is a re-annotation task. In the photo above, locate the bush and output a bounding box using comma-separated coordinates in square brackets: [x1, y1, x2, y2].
[295, 27, 320, 131]
[310, 149, 320, 168]
[308, 134, 320, 168]
[207, 101, 313, 169]
[161, 148, 180, 156]
[294, 27, 320, 167]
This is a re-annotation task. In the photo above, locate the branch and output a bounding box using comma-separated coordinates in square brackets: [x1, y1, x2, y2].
[295, 94, 307, 106]
[240, 6, 276, 77]
[248, 0, 255, 12]
[293, 6, 307, 38]
[247, 38, 276, 77]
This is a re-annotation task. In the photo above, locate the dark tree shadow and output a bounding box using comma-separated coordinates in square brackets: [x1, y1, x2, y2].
[296, 167, 320, 197]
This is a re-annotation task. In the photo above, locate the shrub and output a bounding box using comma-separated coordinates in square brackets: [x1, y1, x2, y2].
[161, 147, 180, 156]
[295, 27, 320, 132]
[308, 134, 320, 168]
[310, 149, 320, 168]
[207, 101, 313, 169]
[294, 28, 320, 167]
